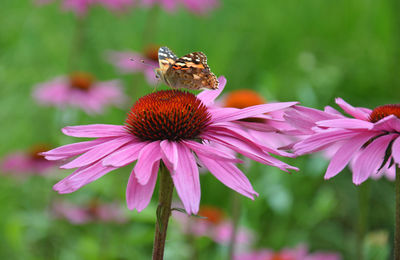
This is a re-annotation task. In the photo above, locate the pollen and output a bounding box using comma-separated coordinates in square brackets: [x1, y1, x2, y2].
[125, 90, 211, 141]
[69, 72, 94, 91]
[198, 206, 225, 224]
[369, 104, 400, 123]
[224, 89, 266, 109]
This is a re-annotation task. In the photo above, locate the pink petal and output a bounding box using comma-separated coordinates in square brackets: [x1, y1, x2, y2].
[335, 97, 371, 120]
[373, 115, 400, 132]
[42, 138, 111, 159]
[53, 162, 116, 194]
[317, 119, 373, 130]
[103, 141, 147, 167]
[62, 124, 127, 138]
[352, 134, 396, 185]
[182, 140, 242, 163]
[60, 136, 132, 169]
[170, 143, 200, 215]
[392, 137, 400, 164]
[294, 129, 360, 154]
[211, 102, 298, 123]
[134, 141, 162, 185]
[126, 165, 158, 212]
[197, 154, 257, 199]
[160, 140, 179, 172]
[197, 76, 226, 105]
[325, 132, 376, 179]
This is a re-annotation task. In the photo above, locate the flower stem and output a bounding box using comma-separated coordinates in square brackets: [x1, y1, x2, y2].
[395, 168, 400, 260]
[356, 181, 369, 260]
[67, 17, 86, 72]
[228, 192, 241, 260]
[152, 164, 174, 260]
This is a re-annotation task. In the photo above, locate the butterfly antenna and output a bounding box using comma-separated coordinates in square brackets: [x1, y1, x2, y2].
[129, 58, 157, 69]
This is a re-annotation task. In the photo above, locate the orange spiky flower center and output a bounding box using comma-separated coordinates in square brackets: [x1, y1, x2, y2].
[271, 253, 295, 260]
[369, 104, 400, 123]
[198, 206, 225, 224]
[125, 90, 211, 141]
[69, 72, 94, 91]
[224, 89, 266, 123]
[144, 44, 160, 62]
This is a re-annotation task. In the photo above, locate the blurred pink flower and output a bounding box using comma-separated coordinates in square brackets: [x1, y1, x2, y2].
[140, 0, 219, 14]
[52, 199, 128, 224]
[173, 205, 253, 245]
[106, 45, 159, 85]
[286, 99, 400, 184]
[235, 245, 341, 260]
[35, 0, 135, 16]
[33, 72, 127, 115]
[1, 144, 57, 177]
[42, 77, 298, 215]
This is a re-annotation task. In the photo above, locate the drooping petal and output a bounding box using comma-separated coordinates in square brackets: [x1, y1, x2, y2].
[182, 140, 242, 163]
[60, 136, 132, 169]
[317, 119, 373, 130]
[197, 76, 226, 106]
[103, 141, 147, 167]
[373, 115, 400, 133]
[42, 138, 112, 160]
[197, 154, 257, 199]
[352, 134, 396, 185]
[134, 141, 162, 185]
[392, 137, 400, 164]
[335, 98, 371, 121]
[294, 129, 360, 155]
[62, 124, 128, 138]
[160, 140, 179, 172]
[126, 164, 159, 212]
[170, 143, 200, 215]
[211, 102, 298, 123]
[325, 132, 376, 179]
[53, 161, 116, 194]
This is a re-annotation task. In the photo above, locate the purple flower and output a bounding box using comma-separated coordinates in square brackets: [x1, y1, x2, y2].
[1, 144, 57, 177]
[106, 45, 159, 86]
[173, 205, 253, 246]
[235, 245, 341, 260]
[33, 72, 127, 115]
[42, 77, 298, 215]
[52, 199, 128, 224]
[286, 98, 400, 184]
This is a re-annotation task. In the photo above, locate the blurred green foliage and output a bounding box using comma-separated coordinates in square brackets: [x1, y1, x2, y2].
[0, 0, 399, 259]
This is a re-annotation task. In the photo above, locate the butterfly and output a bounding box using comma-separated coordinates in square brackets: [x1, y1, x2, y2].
[154, 46, 219, 90]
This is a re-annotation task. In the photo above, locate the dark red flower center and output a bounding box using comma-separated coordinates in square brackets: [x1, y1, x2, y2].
[69, 72, 94, 91]
[224, 89, 266, 123]
[369, 104, 400, 123]
[271, 253, 295, 260]
[198, 206, 225, 224]
[29, 144, 51, 161]
[144, 44, 160, 62]
[125, 90, 211, 141]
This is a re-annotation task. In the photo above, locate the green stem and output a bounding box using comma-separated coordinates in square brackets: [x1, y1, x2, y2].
[67, 17, 86, 72]
[395, 168, 400, 260]
[228, 192, 241, 260]
[356, 181, 369, 260]
[152, 164, 174, 260]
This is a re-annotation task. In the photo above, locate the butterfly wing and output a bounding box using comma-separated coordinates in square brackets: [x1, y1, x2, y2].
[158, 46, 178, 71]
[167, 52, 219, 90]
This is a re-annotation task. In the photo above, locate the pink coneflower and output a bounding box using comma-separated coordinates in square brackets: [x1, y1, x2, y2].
[287, 98, 400, 185]
[106, 44, 159, 86]
[1, 144, 57, 177]
[42, 76, 297, 215]
[52, 199, 127, 224]
[33, 72, 127, 115]
[35, 0, 135, 17]
[235, 245, 341, 260]
[173, 205, 253, 245]
[140, 0, 219, 15]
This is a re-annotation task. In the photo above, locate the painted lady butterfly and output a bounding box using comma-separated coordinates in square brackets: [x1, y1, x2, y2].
[154, 47, 219, 90]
